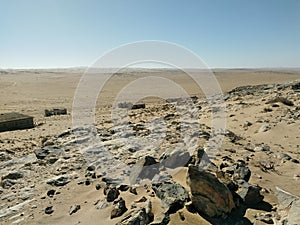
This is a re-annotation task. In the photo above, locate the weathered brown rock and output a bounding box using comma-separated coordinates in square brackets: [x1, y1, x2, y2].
[187, 165, 235, 218]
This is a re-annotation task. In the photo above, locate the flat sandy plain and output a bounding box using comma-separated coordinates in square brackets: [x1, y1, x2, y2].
[0, 69, 300, 225]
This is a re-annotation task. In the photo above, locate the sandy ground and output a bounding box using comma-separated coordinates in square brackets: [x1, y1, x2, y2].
[0, 69, 300, 225]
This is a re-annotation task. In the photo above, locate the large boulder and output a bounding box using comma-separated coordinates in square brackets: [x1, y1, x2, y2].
[187, 165, 235, 218]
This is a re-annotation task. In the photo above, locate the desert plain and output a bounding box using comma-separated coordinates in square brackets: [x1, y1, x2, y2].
[0, 68, 300, 225]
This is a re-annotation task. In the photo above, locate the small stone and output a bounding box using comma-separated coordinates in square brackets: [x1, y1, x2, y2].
[85, 179, 91, 186]
[47, 189, 56, 197]
[46, 174, 76, 187]
[258, 124, 271, 133]
[129, 187, 138, 195]
[45, 206, 54, 214]
[69, 204, 80, 215]
[87, 165, 96, 171]
[118, 184, 129, 192]
[135, 196, 147, 203]
[178, 211, 185, 221]
[95, 184, 101, 190]
[293, 174, 300, 180]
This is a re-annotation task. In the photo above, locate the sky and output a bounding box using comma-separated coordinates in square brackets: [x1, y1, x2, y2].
[0, 0, 299, 69]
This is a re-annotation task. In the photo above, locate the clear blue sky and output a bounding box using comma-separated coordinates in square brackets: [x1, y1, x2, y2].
[0, 0, 299, 68]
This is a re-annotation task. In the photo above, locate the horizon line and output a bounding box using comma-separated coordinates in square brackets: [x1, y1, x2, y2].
[1, 66, 300, 71]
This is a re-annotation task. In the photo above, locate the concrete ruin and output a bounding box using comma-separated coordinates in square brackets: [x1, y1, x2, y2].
[0, 112, 34, 132]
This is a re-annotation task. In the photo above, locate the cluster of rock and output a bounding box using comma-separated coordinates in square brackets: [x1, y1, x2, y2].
[0, 80, 300, 224]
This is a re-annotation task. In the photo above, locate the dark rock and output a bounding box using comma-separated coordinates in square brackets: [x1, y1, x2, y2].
[69, 204, 80, 215]
[111, 198, 127, 219]
[118, 184, 130, 192]
[87, 165, 95, 171]
[254, 212, 274, 224]
[187, 165, 235, 218]
[129, 187, 138, 195]
[136, 196, 147, 203]
[291, 81, 300, 90]
[102, 177, 123, 186]
[2, 172, 24, 180]
[107, 187, 120, 202]
[189, 147, 207, 166]
[35, 146, 62, 160]
[278, 153, 292, 161]
[1, 179, 16, 188]
[290, 158, 299, 164]
[131, 103, 146, 110]
[225, 130, 242, 143]
[95, 184, 101, 190]
[47, 157, 58, 164]
[266, 97, 294, 106]
[237, 180, 264, 206]
[85, 179, 91, 186]
[46, 175, 72, 187]
[47, 189, 56, 197]
[45, 206, 54, 214]
[152, 181, 189, 214]
[178, 211, 185, 221]
[233, 164, 251, 182]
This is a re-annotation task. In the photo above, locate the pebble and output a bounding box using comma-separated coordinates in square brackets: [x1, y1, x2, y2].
[45, 206, 54, 214]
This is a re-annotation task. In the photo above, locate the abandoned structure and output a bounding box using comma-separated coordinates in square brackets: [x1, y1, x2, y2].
[0, 112, 34, 132]
[45, 108, 67, 117]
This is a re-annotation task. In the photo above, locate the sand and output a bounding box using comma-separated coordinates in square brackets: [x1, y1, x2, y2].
[0, 68, 300, 224]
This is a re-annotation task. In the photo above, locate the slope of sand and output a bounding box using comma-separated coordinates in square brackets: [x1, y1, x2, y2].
[0, 69, 300, 225]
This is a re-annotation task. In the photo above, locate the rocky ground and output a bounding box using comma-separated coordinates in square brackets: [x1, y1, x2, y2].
[0, 78, 300, 225]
